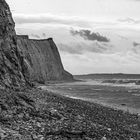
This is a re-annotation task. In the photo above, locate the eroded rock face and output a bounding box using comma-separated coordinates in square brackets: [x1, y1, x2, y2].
[17, 36, 73, 83]
[0, 0, 73, 88]
[0, 0, 28, 88]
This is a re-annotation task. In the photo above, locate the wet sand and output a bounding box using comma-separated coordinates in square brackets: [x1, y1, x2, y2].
[39, 79, 140, 114]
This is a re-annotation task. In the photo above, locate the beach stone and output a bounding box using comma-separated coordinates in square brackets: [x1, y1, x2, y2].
[0, 127, 7, 139]
[101, 136, 107, 140]
[107, 128, 111, 131]
[50, 108, 63, 120]
[36, 122, 41, 127]
[38, 135, 44, 140]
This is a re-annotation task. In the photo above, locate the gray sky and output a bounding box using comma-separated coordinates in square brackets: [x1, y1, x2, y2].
[7, 0, 140, 19]
[6, 0, 140, 74]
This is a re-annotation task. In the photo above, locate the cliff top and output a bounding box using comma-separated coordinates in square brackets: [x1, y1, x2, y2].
[17, 35, 53, 41]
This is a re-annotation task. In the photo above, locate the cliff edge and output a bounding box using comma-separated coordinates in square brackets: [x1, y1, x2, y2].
[0, 0, 73, 88]
[17, 36, 73, 83]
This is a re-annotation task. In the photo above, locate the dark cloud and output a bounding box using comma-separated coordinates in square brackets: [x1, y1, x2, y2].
[133, 42, 140, 47]
[42, 33, 46, 38]
[70, 29, 109, 42]
[132, 42, 140, 54]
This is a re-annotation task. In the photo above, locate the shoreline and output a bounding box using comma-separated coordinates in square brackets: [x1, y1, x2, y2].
[0, 87, 140, 139]
[65, 95, 140, 115]
[39, 85, 140, 115]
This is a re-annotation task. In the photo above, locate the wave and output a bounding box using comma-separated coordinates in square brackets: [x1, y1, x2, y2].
[102, 79, 140, 85]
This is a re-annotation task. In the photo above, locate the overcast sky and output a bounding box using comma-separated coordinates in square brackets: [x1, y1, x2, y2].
[6, 0, 140, 20]
[6, 0, 140, 74]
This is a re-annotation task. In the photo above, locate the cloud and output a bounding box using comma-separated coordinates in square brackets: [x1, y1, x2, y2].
[30, 34, 40, 39]
[42, 33, 46, 38]
[61, 51, 140, 75]
[30, 33, 47, 39]
[133, 0, 140, 1]
[13, 14, 91, 28]
[58, 44, 82, 54]
[118, 17, 140, 24]
[58, 42, 112, 54]
[132, 42, 140, 54]
[133, 41, 140, 46]
[70, 29, 109, 42]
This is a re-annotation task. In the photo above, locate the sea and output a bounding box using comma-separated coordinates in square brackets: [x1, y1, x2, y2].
[40, 74, 140, 114]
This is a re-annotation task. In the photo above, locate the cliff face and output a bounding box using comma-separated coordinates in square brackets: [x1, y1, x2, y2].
[0, 0, 73, 88]
[17, 36, 73, 83]
[0, 0, 28, 88]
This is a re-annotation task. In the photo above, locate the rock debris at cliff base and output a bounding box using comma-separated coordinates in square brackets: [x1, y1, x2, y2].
[0, 88, 139, 140]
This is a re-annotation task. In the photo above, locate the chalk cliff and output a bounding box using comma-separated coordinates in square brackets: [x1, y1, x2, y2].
[0, 0, 73, 88]
[17, 36, 73, 83]
[0, 0, 29, 88]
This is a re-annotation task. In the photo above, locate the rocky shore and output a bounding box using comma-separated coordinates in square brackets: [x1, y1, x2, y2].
[0, 0, 140, 139]
[0, 87, 140, 140]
